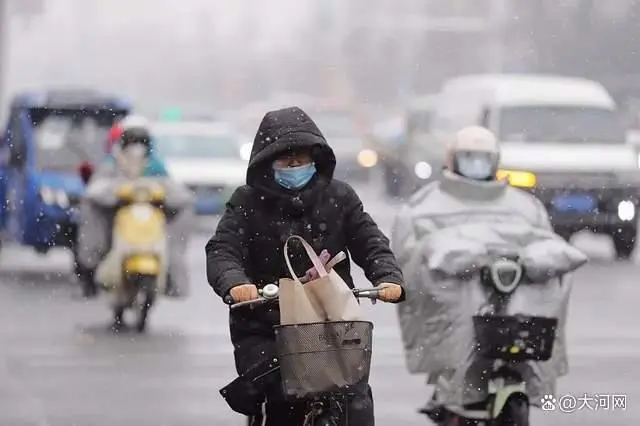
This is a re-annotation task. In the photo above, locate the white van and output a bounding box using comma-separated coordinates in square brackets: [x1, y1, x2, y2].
[423, 74, 640, 259]
[431, 74, 619, 142]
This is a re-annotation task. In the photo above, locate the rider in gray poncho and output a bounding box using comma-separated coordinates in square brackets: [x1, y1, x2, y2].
[391, 126, 587, 423]
[76, 123, 194, 300]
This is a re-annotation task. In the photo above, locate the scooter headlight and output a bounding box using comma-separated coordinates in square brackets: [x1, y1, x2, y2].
[489, 258, 523, 294]
[130, 204, 155, 221]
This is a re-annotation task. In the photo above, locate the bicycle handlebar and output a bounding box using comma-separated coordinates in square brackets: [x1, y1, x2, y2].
[226, 284, 383, 310]
[223, 277, 308, 306]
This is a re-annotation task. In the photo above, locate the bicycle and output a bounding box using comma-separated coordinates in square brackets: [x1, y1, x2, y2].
[227, 283, 382, 426]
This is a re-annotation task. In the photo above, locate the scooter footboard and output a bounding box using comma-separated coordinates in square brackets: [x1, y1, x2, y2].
[97, 245, 168, 293]
[124, 254, 161, 276]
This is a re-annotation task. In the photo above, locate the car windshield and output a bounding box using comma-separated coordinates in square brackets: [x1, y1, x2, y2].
[311, 113, 363, 153]
[34, 113, 113, 172]
[312, 113, 359, 139]
[498, 105, 626, 143]
[153, 133, 241, 159]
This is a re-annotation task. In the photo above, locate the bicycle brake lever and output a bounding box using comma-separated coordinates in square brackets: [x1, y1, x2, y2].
[354, 289, 380, 304]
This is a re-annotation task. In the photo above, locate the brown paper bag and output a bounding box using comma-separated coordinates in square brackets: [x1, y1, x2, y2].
[283, 236, 365, 322]
[278, 277, 325, 325]
[277, 236, 369, 397]
[308, 270, 365, 321]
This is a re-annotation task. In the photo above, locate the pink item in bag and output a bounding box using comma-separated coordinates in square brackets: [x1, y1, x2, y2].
[304, 249, 331, 281]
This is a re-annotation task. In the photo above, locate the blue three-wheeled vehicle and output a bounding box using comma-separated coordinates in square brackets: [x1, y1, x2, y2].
[0, 89, 131, 271]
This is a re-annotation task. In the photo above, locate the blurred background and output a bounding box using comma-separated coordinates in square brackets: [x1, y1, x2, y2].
[5, 0, 640, 114]
[0, 1, 638, 425]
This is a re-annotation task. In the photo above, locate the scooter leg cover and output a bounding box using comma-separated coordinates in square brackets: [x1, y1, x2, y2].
[166, 209, 191, 296]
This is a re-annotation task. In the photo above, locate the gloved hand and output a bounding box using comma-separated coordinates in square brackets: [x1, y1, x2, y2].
[229, 284, 259, 303]
[304, 249, 331, 281]
[377, 282, 404, 303]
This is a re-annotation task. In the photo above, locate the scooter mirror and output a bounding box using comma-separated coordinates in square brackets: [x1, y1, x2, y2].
[78, 161, 94, 184]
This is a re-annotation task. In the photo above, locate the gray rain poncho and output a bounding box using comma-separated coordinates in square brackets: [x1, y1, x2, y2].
[77, 159, 195, 296]
[391, 171, 588, 409]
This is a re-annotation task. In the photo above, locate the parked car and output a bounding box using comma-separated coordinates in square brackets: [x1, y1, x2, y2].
[310, 108, 377, 182]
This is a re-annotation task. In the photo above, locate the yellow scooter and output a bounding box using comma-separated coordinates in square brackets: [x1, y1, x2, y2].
[96, 179, 169, 332]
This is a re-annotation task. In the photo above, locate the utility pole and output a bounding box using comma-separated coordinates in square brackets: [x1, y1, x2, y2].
[4, 0, 46, 111]
[319, 0, 347, 102]
[352, 0, 495, 102]
[488, 0, 508, 73]
[0, 0, 7, 112]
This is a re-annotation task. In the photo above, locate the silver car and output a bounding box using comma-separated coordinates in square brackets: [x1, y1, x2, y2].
[311, 111, 377, 183]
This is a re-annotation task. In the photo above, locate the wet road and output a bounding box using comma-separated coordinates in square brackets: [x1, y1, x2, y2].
[0, 184, 637, 426]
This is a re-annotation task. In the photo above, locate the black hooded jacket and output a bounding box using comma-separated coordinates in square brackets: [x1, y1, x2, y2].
[205, 106, 404, 348]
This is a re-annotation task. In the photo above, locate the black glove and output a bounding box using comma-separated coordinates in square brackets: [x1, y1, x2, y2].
[219, 358, 279, 416]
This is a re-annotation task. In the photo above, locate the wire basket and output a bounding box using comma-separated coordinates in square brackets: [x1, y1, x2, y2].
[473, 314, 558, 362]
[274, 321, 374, 399]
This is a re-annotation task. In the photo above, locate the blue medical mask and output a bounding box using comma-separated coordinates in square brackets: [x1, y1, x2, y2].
[273, 163, 317, 190]
[455, 154, 495, 180]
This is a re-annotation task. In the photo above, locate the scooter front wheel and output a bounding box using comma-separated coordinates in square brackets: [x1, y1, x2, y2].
[135, 276, 157, 333]
[494, 397, 529, 426]
[303, 413, 338, 426]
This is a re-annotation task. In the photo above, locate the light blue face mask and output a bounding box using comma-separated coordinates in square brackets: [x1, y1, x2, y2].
[456, 155, 495, 180]
[273, 163, 317, 190]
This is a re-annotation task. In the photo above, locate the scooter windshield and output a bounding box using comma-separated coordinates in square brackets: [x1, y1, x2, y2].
[117, 145, 147, 179]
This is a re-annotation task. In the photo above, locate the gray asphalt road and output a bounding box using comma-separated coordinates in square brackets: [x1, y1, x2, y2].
[0, 184, 637, 425]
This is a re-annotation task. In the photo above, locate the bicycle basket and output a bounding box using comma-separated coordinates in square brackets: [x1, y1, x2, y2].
[472, 315, 557, 362]
[274, 321, 373, 399]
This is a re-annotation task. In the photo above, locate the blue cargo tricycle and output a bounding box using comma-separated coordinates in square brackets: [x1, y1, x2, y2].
[0, 89, 131, 270]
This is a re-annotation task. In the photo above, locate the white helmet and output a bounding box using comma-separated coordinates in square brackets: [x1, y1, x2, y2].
[119, 114, 150, 131]
[447, 126, 500, 180]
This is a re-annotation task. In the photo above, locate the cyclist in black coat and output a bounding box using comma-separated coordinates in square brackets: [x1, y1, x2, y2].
[206, 106, 405, 425]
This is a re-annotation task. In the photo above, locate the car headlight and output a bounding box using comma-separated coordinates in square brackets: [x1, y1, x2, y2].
[56, 191, 69, 208]
[414, 161, 433, 180]
[357, 149, 378, 168]
[496, 169, 537, 188]
[39, 186, 56, 205]
[39, 186, 69, 208]
[240, 143, 252, 161]
[618, 200, 635, 221]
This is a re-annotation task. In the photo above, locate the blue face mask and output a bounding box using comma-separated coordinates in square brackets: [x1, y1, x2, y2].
[456, 154, 495, 180]
[273, 163, 317, 190]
